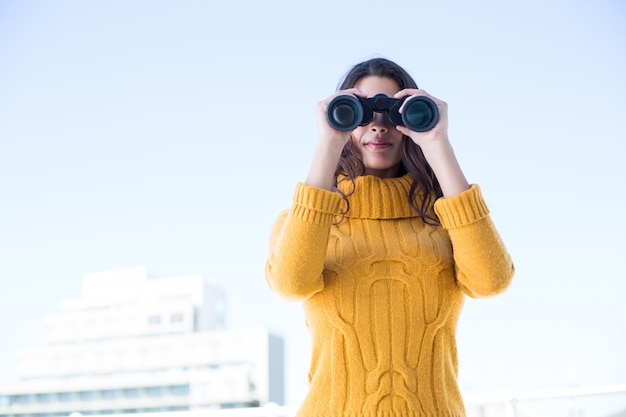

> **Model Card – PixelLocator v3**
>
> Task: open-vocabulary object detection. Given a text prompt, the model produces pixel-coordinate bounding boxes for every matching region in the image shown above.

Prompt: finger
[321,88,367,107]
[340,87,367,98]
[395,125,415,137]
[394,88,421,99]
[397,91,446,114]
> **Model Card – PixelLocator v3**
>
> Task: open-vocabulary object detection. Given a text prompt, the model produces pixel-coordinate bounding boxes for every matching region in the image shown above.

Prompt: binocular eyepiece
[327,93,439,132]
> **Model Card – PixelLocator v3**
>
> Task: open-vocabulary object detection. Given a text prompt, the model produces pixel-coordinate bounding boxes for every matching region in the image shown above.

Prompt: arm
[305,88,368,190]
[265,183,342,300]
[434,185,515,298]
[394,89,469,197]
[396,89,513,296]
[266,89,358,299]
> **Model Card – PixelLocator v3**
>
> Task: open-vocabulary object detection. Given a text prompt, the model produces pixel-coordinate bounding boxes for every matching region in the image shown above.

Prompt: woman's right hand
[306,88,366,190]
[315,88,367,152]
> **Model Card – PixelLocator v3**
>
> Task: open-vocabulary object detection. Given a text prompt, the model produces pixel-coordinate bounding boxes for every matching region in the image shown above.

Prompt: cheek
[351,127,367,144]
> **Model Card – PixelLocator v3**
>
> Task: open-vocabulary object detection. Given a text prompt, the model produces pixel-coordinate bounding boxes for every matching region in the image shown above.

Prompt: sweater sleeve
[265,183,343,301]
[434,184,515,298]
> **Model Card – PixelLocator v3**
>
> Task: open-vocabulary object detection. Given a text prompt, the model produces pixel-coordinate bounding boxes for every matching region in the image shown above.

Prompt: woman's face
[351,76,405,178]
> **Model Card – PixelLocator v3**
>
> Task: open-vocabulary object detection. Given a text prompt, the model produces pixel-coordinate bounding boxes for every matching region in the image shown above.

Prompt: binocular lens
[403,97,438,132]
[332,104,357,127]
[327,93,439,132]
[327,95,362,131]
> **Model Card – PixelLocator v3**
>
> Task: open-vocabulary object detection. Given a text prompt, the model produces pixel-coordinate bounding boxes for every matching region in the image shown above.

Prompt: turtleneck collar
[336,174,419,219]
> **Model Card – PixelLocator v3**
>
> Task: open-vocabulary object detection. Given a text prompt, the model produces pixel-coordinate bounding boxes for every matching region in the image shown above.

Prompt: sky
[0,0,625,413]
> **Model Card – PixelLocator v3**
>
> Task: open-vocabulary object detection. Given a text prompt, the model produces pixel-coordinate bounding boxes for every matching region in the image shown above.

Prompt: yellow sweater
[266,174,514,417]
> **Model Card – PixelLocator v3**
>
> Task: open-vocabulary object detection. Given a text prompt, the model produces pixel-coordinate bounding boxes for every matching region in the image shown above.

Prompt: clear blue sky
[1,0,625,410]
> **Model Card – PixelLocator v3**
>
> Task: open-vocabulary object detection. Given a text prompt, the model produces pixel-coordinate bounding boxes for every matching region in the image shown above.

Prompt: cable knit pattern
[266,174,514,417]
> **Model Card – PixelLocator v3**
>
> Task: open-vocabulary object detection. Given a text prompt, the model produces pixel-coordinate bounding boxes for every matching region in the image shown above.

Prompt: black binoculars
[327,93,439,132]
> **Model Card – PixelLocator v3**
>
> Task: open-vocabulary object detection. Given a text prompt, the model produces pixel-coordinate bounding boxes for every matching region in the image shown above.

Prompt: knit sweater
[266,174,514,417]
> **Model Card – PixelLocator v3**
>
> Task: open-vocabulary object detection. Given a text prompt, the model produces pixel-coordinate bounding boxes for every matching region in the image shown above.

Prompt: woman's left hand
[394,89,470,198]
[393,89,449,149]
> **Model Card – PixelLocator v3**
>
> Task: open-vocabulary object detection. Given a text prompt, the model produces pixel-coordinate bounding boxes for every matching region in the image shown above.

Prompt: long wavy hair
[334,57,443,224]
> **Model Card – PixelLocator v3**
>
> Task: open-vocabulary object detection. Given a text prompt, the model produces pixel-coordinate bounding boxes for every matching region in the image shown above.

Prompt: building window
[79,391,95,401]
[170,313,184,323]
[122,388,140,399]
[169,385,189,396]
[57,392,73,403]
[101,389,117,400]
[166,406,188,412]
[146,386,163,398]
[16,395,32,405]
[148,315,161,325]
[36,393,53,404]
[0,395,9,407]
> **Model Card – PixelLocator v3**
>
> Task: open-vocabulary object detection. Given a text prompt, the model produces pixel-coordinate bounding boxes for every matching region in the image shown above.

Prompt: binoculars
[327,93,439,132]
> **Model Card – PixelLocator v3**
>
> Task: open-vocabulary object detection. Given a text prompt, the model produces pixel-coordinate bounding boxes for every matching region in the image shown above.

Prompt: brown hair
[334,57,442,224]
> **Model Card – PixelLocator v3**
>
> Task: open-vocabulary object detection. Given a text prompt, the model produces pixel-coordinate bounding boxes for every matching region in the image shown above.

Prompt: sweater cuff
[291,183,342,224]
[434,184,490,229]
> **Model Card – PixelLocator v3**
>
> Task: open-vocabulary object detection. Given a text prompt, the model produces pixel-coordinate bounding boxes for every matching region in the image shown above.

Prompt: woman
[265,57,514,417]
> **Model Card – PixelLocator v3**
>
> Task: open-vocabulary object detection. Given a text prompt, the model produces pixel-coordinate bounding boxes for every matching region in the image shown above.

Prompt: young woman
[265,57,514,417]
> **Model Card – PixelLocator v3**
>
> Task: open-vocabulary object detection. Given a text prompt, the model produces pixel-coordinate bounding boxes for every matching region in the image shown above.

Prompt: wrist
[419,139,470,198]
[316,134,348,155]
[417,136,452,155]
[305,141,344,191]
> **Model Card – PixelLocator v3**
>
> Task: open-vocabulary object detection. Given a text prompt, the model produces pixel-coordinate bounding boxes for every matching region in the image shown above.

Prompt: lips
[365,141,392,150]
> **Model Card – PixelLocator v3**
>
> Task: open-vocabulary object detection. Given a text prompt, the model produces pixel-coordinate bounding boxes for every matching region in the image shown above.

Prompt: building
[0,267,284,417]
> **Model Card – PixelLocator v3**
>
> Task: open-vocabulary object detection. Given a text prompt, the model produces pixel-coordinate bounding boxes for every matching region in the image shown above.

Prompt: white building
[0,267,284,417]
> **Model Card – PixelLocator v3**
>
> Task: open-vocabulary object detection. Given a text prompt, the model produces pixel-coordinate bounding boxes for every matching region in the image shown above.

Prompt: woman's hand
[315,88,367,152]
[305,89,367,190]
[393,89,449,149]
[394,89,469,198]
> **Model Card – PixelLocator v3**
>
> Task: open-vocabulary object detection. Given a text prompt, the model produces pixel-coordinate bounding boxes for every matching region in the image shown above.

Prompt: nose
[369,112,389,133]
